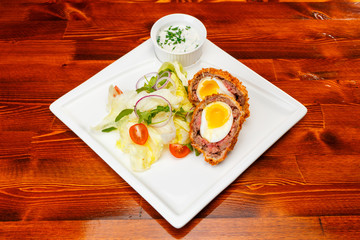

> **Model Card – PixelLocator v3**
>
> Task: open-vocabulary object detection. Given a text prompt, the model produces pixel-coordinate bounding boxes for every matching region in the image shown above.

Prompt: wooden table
[1,1,360,239]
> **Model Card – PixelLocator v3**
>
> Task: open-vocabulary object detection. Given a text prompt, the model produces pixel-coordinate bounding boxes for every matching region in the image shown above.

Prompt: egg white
[200,102,233,143]
[196,77,235,101]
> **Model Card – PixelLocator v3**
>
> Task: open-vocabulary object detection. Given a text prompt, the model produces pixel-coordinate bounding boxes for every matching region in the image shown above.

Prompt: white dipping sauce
[157,24,200,53]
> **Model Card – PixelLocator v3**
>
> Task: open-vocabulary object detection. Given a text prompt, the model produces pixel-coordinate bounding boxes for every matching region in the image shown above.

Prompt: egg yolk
[205,102,231,129]
[198,79,220,100]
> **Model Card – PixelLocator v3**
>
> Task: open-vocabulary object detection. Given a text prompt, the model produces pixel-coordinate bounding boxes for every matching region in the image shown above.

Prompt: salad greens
[101,126,117,133]
[94,61,194,171]
[136,76,157,94]
[115,109,134,122]
[136,105,170,125]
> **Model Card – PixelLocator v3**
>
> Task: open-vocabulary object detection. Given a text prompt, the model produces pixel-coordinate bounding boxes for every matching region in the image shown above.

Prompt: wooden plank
[264,126,360,156]
[1,2,360,22]
[0,184,142,218]
[0,3,30,21]
[72,40,139,60]
[9,135,360,222]
[140,156,360,219]
[77,2,360,20]
[0,217,326,239]
[138,155,308,219]
[321,216,360,240]
[201,182,360,218]
[261,104,360,157]
[0,184,143,221]
[272,81,359,105]
[237,155,306,185]
[0,131,33,159]
[273,59,360,82]
[0,104,53,131]
[281,2,360,20]
[30,130,121,185]
[0,129,143,221]
[294,104,323,129]
[0,41,75,64]
[296,155,360,183]
[0,21,67,40]
[0,131,34,183]
[0,61,113,104]
[322,103,360,128]
[62,18,360,59]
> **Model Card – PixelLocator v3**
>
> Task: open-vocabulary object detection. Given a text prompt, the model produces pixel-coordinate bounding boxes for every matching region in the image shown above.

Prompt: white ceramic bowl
[150,14,207,67]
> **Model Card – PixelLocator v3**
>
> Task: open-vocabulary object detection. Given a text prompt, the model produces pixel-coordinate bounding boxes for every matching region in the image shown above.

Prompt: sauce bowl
[150,14,207,67]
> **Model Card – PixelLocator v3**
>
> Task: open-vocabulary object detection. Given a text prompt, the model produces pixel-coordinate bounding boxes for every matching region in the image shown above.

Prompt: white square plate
[50,39,307,228]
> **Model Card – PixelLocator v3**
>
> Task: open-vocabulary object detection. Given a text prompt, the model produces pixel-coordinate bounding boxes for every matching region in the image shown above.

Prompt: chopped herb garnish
[162,25,188,49]
[157,24,199,53]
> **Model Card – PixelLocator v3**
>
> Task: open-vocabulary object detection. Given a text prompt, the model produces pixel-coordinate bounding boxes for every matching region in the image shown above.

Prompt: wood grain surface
[1,0,360,239]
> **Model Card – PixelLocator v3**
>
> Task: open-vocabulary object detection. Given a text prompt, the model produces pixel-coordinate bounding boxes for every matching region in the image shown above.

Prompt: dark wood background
[1,0,360,239]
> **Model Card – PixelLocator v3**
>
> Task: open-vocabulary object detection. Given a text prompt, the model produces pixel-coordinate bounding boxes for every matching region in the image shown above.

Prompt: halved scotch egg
[196,77,235,102]
[189,94,247,165]
[200,101,233,143]
[188,68,250,119]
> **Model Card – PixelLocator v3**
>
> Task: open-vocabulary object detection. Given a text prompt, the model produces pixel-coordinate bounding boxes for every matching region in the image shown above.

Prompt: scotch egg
[196,77,235,101]
[188,68,250,120]
[200,101,233,143]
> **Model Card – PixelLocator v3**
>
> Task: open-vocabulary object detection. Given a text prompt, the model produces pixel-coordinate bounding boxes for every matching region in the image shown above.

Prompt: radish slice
[134,95,172,127]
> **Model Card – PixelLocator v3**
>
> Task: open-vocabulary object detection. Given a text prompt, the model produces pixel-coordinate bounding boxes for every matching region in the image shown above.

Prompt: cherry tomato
[169,144,191,158]
[129,123,148,145]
